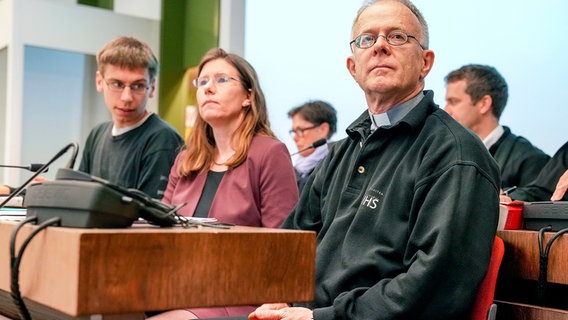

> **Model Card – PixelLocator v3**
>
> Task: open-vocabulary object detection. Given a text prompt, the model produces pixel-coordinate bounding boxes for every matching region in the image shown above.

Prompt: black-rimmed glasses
[289,124,320,137]
[350,30,425,51]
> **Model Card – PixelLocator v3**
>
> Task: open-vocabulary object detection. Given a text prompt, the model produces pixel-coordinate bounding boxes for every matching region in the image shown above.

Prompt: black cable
[537,225,568,304]
[10,216,61,320]
[9,217,38,268]
[9,217,38,320]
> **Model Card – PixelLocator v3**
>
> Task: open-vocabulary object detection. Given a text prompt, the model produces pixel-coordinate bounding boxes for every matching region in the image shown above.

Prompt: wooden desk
[496,230,568,320]
[0,221,315,319]
[497,230,568,284]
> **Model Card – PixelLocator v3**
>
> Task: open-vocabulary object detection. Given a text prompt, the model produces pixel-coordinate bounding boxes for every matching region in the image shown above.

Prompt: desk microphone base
[24,180,139,228]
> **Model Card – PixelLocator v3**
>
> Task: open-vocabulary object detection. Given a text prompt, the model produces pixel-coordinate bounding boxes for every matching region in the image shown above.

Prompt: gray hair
[352,0,429,49]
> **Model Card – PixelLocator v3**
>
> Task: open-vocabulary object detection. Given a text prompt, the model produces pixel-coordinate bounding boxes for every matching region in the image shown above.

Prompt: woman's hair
[177,48,275,176]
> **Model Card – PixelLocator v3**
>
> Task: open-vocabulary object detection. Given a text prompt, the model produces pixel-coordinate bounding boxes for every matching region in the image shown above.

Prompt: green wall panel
[159,0,220,137]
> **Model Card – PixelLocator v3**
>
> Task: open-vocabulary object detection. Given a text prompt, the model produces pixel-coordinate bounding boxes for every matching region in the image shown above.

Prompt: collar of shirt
[482,125,504,150]
[369,92,424,132]
[112,112,153,136]
[295,144,329,177]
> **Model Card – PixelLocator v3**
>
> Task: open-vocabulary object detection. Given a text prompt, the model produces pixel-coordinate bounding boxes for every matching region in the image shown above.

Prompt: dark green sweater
[79,114,183,199]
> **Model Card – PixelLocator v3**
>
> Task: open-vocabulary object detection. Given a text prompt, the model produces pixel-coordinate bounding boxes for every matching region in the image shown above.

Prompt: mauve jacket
[162,134,299,228]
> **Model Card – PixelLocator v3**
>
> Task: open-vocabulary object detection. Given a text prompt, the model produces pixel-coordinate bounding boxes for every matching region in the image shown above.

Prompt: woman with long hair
[154,48,299,318]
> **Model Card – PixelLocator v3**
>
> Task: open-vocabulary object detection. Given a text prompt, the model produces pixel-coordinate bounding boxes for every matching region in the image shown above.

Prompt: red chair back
[470,236,505,320]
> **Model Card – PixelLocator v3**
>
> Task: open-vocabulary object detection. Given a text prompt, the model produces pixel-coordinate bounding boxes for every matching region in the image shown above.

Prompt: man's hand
[551,169,568,201]
[248,304,313,320]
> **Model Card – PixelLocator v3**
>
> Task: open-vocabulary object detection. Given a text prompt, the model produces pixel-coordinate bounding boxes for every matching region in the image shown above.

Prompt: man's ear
[319,122,331,138]
[346,55,357,80]
[148,80,156,98]
[419,49,435,81]
[95,71,104,93]
[478,95,493,115]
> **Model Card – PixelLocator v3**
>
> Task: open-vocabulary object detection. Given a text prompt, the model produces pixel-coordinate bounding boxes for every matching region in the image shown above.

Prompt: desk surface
[0,220,315,318]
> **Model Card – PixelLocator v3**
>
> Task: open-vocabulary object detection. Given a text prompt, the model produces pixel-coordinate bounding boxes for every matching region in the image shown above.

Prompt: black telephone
[24,168,183,228]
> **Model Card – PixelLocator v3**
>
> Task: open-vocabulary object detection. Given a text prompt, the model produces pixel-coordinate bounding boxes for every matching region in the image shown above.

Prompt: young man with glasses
[247,1,500,319]
[79,36,183,199]
[288,100,337,193]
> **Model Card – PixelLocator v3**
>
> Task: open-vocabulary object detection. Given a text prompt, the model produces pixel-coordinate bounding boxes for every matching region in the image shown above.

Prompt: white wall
[0,0,10,49]
[245,0,568,157]
[421,0,568,157]
[114,0,161,20]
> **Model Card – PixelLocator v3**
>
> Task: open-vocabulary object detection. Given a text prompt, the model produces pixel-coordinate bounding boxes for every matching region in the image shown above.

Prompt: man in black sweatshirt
[249,1,500,319]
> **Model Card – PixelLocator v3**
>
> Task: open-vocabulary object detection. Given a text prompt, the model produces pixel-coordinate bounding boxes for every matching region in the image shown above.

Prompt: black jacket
[489,126,550,189]
[510,141,568,201]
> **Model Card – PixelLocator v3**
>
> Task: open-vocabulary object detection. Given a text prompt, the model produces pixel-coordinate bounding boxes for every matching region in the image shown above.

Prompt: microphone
[0,142,79,209]
[66,142,79,169]
[0,164,48,173]
[291,138,327,156]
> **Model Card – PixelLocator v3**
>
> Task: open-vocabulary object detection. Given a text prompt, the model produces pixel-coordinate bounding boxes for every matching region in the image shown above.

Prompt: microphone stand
[290,138,327,157]
[0,143,78,209]
[0,164,47,172]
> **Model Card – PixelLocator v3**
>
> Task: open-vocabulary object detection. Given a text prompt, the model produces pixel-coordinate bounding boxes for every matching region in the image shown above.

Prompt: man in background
[444,64,549,190]
[288,100,337,193]
[79,36,183,199]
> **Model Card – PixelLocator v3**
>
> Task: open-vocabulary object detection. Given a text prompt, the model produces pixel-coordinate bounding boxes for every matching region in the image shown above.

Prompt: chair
[470,236,505,320]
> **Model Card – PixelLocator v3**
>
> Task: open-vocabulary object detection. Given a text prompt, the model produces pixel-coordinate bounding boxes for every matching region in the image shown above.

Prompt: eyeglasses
[193,73,241,88]
[289,124,320,137]
[350,30,424,51]
[103,78,150,94]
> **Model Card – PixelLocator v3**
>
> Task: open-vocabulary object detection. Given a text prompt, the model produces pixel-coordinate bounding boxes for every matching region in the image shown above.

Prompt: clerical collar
[483,125,504,150]
[369,92,424,132]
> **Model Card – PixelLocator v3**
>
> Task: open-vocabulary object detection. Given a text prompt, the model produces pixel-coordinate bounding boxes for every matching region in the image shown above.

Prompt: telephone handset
[24,168,184,228]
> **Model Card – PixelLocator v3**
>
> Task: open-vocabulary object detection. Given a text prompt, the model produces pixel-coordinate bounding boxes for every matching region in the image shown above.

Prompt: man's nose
[121,87,134,101]
[373,35,390,54]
